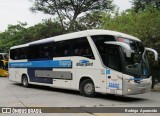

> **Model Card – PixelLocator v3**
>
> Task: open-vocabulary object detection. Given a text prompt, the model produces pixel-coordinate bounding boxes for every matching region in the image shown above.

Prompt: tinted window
[28,43,53,59]
[91,35,122,71]
[107,47,122,71]
[10,47,28,60]
[10,43,53,60]
[54,40,72,57]
[10,37,95,60]
[92,35,116,55]
[72,37,94,59]
[54,37,94,59]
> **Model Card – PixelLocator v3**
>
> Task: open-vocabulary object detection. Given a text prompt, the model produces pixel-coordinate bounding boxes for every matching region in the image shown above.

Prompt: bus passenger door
[106,46,123,95]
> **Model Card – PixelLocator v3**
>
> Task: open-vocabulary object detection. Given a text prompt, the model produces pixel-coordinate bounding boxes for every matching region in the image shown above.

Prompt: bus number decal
[59,60,72,67]
[108,83,120,89]
[76,60,93,66]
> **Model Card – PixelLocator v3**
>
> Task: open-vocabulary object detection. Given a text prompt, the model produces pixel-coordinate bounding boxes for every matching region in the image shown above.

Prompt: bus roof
[10,29,141,49]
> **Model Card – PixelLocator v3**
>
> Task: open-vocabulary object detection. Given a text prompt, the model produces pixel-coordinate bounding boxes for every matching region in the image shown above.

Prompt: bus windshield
[119,37,150,77]
[92,35,150,78]
[125,52,150,77]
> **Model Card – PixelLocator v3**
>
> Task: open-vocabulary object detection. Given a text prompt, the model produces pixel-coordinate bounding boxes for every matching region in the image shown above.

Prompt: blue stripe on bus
[9,60,72,68]
[129,78,143,81]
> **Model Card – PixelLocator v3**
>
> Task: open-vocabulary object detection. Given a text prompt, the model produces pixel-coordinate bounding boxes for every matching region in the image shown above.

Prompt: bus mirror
[104,41,132,57]
[145,47,158,61]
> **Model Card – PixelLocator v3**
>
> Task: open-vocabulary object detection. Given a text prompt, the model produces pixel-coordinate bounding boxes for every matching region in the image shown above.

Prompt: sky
[0,0,132,32]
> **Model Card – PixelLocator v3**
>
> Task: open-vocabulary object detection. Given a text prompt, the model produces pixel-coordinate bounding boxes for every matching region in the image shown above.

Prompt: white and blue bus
[9,30,158,97]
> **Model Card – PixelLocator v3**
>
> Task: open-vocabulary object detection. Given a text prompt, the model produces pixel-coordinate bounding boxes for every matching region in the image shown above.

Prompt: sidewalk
[152,83,160,92]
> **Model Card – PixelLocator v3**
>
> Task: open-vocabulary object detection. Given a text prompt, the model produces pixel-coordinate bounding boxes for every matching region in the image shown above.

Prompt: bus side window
[91,35,116,55]
[54,42,65,57]
[20,48,28,59]
[54,40,72,57]
[28,45,41,59]
[14,49,20,60]
[106,47,122,72]
[72,37,95,59]
[10,47,28,60]
[10,49,15,60]
[39,43,53,58]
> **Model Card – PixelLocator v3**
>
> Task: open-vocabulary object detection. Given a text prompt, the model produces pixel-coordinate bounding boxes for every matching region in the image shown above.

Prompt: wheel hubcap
[84,83,94,94]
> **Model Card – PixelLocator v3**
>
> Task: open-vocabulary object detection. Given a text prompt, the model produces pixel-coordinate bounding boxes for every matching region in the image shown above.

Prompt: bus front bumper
[122,79,152,95]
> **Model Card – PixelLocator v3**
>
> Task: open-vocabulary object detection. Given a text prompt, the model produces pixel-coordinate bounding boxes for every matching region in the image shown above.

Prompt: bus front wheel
[80,79,96,97]
[22,76,29,88]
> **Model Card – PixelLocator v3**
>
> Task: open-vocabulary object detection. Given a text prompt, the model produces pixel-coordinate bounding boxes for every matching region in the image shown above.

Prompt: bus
[0,53,9,77]
[9,30,158,97]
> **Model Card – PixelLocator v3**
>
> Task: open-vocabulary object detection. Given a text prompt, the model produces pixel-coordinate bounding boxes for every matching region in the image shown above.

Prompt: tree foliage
[0,19,64,52]
[101,9,160,50]
[131,0,160,12]
[30,0,114,31]
[77,11,102,30]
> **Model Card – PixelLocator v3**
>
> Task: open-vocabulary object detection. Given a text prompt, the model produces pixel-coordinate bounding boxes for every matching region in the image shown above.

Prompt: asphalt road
[0,77,160,116]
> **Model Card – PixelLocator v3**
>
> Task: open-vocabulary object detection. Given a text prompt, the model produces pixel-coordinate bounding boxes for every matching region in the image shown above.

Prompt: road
[0,77,160,116]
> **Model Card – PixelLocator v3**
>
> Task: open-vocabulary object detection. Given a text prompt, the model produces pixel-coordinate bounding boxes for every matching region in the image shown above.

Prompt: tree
[0,19,64,52]
[0,22,27,52]
[24,19,65,42]
[30,0,114,31]
[100,9,160,50]
[77,11,102,30]
[131,0,160,12]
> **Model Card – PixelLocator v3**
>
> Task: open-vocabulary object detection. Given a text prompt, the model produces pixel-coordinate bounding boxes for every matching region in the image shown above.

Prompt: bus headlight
[128,89,131,92]
[128,80,135,84]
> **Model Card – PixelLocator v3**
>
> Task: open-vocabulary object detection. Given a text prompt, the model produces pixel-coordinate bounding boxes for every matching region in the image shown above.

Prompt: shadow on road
[96,94,146,102]
[13,83,147,102]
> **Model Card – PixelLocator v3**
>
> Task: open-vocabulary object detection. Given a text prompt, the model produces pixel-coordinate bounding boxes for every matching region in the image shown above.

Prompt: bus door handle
[108,76,111,79]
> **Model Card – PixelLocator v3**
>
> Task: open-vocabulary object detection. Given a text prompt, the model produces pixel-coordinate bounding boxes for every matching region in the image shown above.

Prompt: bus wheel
[22,76,29,88]
[80,79,96,97]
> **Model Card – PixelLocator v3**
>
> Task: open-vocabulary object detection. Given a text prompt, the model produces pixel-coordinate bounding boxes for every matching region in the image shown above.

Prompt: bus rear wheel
[22,76,29,88]
[80,79,96,97]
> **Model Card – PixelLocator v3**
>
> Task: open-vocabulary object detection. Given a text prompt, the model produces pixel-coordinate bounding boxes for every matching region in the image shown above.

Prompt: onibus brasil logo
[76,60,93,66]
